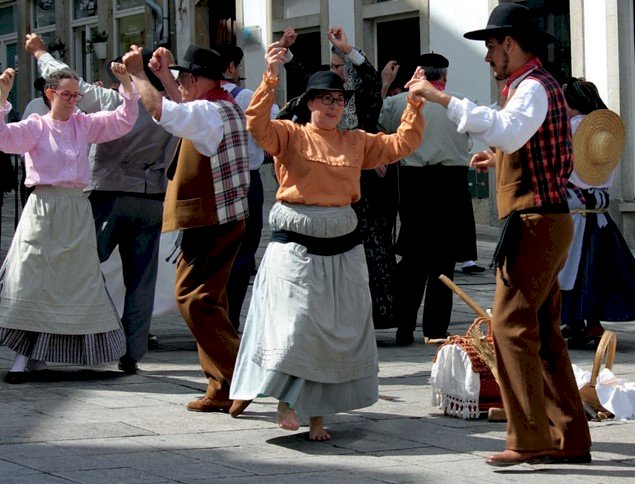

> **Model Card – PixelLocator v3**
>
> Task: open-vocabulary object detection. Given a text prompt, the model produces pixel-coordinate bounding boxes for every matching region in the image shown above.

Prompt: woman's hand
[110,62,132,92]
[264,42,287,79]
[470,150,496,173]
[405,66,427,102]
[0,68,16,105]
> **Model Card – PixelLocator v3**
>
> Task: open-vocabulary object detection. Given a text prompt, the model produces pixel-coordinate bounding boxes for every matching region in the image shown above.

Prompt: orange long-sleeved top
[246,74,424,207]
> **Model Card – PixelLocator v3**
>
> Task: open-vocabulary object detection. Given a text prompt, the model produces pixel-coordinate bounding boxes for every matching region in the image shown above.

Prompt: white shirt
[156,97,225,157]
[447,72,549,154]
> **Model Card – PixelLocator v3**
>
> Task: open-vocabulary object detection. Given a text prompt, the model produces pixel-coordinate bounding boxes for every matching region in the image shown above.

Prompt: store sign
[38,0,55,9]
[79,0,97,15]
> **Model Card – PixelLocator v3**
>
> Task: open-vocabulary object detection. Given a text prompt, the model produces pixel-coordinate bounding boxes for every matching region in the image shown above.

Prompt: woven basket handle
[590,330,616,386]
[466,316,493,339]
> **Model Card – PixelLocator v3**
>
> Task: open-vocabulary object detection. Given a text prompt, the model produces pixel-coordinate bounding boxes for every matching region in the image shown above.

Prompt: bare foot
[276,401,300,431]
[309,416,331,441]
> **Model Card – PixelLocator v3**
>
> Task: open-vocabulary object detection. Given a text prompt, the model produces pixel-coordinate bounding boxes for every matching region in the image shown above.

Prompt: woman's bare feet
[277,401,300,431]
[309,416,331,441]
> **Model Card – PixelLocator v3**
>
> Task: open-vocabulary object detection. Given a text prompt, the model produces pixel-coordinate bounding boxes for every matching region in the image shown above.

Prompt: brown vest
[495,86,536,220]
[162,138,218,233]
[495,149,536,220]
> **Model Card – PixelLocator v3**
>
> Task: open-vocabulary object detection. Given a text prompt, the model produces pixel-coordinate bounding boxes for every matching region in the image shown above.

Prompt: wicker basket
[433,317,503,416]
[579,330,616,418]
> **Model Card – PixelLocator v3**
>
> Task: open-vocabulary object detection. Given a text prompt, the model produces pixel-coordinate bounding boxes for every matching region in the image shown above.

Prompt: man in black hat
[406,3,591,466]
[26,33,176,375]
[379,52,479,346]
[123,44,251,417]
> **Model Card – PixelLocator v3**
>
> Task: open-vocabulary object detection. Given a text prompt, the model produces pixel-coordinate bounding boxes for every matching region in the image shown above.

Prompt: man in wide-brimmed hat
[123,44,251,417]
[26,33,176,376]
[406,3,591,466]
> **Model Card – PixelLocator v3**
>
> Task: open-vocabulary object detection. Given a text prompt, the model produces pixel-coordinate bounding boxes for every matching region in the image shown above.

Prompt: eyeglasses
[176,73,193,86]
[329,63,344,70]
[316,94,347,106]
[52,90,84,102]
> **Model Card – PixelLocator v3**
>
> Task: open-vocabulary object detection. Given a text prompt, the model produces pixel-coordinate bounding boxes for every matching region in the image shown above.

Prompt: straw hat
[572,109,625,186]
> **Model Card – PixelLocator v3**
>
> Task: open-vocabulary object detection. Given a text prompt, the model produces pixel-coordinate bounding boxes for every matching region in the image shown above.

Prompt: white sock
[9,354,29,373]
[461,260,477,269]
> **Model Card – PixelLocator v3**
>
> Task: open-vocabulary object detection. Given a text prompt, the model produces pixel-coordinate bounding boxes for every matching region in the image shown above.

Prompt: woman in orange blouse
[230,42,425,441]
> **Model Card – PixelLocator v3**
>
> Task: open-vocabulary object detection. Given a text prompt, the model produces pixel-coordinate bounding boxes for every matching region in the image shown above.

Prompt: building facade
[3,0,635,246]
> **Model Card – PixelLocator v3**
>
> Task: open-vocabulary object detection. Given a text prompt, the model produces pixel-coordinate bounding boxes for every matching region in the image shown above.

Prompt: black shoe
[395,331,414,347]
[3,371,29,384]
[118,357,138,375]
[148,334,159,350]
[461,265,486,274]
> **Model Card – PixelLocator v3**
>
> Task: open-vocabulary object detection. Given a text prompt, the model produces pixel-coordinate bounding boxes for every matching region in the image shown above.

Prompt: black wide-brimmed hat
[301,70,355,99]
[168,44,227,80]
[107,49,164,91]
[463,3,556,44]
[417,52,449,68]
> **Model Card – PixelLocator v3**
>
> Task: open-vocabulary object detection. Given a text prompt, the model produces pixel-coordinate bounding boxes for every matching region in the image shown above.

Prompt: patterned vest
[162,93,250,232]
[495,67,573,219]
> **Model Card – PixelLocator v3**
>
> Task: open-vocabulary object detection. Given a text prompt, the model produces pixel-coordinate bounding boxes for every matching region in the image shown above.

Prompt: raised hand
[381,61,399,86]
[110,62,132,91]
[264,42,287,78]
[149,47,176,81]
[279,27,297,49]
[405,66,428,101]
[0,68,16,104]
[25,33,47,58]
[327,26,352,54]
[122,45,145,77]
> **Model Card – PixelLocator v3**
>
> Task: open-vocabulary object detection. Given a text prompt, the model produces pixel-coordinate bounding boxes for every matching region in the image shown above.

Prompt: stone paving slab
[2,185,635,482]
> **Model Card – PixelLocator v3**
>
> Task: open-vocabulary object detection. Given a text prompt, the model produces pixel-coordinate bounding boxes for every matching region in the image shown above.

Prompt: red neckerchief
[199,87,234,103]
[502,57,542,97]
[430,80,446,91]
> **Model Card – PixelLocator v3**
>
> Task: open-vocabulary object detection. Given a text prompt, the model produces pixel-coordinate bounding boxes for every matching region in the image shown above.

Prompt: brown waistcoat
[162,138,218,233]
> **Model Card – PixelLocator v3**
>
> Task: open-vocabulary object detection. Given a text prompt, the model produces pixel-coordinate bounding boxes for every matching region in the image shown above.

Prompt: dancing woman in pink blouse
[0,62,139,383]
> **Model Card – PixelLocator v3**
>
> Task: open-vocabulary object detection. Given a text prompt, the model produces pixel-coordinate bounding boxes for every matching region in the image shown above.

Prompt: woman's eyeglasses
[52,90,84,102]
[316,94,347,106]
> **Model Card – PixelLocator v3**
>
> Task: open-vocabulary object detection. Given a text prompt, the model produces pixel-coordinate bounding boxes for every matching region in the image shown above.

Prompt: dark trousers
[394,165,469,339]
[394,256,455,339]
[90,192,163,362]
[492,213,590,452]
[227,169,264,330]
[176,221,245,403]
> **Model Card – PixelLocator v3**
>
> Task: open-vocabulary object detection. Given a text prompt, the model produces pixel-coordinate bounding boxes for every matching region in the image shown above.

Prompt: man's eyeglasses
[52,90,84,102]
[176,72,193,86]
[330,63,344,70]
[316,94,348,106]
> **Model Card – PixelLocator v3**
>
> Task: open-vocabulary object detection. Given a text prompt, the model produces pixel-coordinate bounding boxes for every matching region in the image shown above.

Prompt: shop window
[511,0,571,83]
[116,0,145,10]
[74,0,97,20]
[118,14,145,52]
[34,0,56,29]
[0,5,17,36]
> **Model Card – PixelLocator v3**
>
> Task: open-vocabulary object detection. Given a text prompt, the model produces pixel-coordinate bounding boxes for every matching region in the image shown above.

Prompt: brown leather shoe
[229,399,252,418]
[551,450,592,464]
[486,449,555,467]
[186,396,231,413]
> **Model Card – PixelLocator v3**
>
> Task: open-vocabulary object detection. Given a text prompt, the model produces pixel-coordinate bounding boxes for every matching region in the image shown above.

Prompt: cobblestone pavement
[1,179,634,483]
